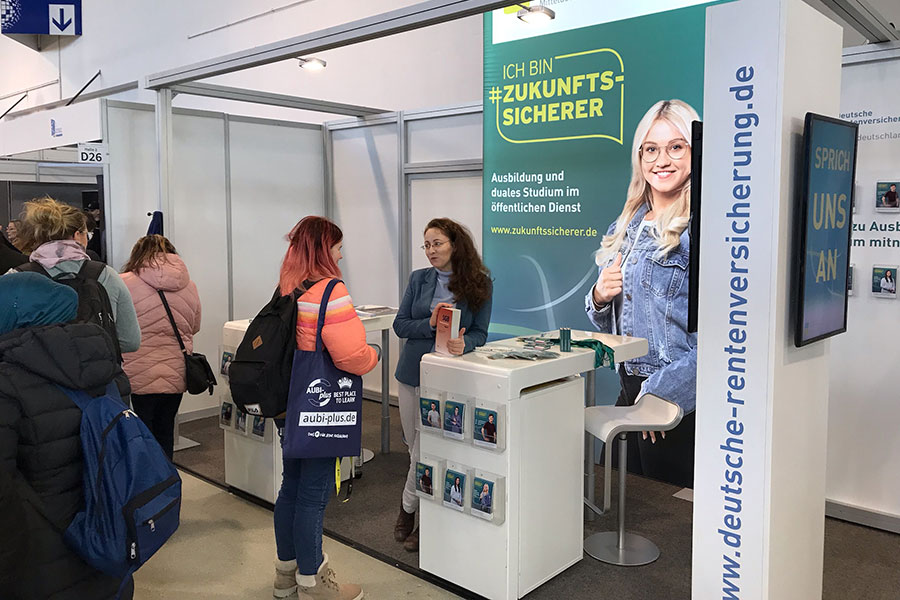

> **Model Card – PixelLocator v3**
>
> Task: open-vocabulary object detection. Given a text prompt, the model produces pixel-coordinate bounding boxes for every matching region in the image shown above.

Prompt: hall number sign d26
[77,143,108,164]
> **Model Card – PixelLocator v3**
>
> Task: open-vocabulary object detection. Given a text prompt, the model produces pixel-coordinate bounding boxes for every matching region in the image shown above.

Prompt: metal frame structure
[168,82,387,117]
[842,38,900,64]
[322,101,483,453]
[821,0,899,43]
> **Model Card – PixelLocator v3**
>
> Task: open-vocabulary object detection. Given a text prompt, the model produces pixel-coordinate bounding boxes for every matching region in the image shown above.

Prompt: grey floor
[134,471,458,599]
[175,402,900,600]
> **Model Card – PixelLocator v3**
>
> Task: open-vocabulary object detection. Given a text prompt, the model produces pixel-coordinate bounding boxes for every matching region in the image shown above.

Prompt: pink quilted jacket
[121,254,202,394]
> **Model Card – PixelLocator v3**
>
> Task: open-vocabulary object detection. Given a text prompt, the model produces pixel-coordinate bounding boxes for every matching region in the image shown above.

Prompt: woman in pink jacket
[121,235,201,459]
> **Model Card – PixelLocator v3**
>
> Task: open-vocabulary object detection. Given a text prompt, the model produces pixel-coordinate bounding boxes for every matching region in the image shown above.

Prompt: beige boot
[296,553,364,600]
[274,558,299,599]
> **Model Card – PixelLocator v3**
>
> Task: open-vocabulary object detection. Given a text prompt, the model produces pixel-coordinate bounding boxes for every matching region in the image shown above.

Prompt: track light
[297,57,327,71]
[517,4,555,25]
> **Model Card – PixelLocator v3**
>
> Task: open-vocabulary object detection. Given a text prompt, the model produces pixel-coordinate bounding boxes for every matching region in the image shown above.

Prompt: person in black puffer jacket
[0,272,134,600]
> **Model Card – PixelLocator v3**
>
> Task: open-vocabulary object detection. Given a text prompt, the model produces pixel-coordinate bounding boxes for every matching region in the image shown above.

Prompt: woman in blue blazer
[392,218,492,552]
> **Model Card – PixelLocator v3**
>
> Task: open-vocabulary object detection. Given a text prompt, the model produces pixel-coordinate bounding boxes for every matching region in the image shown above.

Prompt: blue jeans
[274,423,334,575]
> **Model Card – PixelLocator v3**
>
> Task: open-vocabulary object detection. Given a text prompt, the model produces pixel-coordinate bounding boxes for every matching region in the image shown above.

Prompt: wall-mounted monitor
[793,113,858,347]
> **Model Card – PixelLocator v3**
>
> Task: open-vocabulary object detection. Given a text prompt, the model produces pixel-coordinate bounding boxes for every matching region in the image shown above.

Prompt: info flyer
[482,1,713,338]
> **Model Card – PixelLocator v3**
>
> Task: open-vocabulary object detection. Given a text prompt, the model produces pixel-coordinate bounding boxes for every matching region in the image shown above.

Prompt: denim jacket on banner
[584,203,697,413]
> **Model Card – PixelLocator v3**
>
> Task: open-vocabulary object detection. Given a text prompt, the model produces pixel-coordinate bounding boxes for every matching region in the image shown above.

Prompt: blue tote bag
[283,279,363,459]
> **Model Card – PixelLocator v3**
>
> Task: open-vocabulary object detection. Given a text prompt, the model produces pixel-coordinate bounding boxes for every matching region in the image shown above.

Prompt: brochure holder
[473,400,506,451]
[418,388,444,436]
[441,462,470,512]
[249,415,271,442]
[220,401,234,430]
[219,346,234,377]
[416,454,445,502]
[442,393,472,442]
[235,409,248,435]
[471,470,506,525]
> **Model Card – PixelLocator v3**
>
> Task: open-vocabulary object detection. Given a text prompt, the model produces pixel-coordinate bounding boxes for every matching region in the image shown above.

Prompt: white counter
[418,331,647,599]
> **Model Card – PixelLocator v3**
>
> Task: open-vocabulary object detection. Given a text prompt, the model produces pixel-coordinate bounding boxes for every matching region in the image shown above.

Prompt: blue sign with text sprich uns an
[795,113,858,346]
[1,1,82,36]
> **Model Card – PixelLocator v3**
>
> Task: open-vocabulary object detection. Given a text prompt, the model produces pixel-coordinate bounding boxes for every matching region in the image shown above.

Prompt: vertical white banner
[694,0,842,598]
[693,1,781,596]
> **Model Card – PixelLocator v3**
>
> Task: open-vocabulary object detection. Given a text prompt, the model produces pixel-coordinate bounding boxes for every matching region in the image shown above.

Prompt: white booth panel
[409,174,483,272]
[171,113,229,415]
[0,161,40,182]
[229,119,325,319]
[407,112,483,164]
[331,123,400,399]
[106,104,159,271]
[36,165,102,185]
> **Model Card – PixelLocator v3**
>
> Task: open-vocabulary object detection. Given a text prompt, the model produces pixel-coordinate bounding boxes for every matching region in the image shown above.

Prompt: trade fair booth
[3,0,899,598]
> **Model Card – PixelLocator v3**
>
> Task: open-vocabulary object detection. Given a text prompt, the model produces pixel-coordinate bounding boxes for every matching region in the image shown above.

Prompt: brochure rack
[219,313,394,503]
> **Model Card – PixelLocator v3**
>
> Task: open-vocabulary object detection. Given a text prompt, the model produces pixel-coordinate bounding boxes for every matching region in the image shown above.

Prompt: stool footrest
[583,497,607,517]
[584,531,660,566]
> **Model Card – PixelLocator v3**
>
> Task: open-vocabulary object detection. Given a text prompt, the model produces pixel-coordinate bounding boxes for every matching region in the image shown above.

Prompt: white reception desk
[418,331,647,600]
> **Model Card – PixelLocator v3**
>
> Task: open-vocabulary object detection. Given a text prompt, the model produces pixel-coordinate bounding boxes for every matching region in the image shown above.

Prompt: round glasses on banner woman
[585,99,699,489]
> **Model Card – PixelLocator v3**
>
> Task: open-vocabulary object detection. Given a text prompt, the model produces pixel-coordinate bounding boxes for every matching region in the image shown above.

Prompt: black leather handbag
[158,290,217,395]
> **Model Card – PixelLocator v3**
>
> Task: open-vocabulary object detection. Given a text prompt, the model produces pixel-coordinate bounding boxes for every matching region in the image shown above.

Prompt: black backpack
[19,260,122,360]
[228,286,303,417]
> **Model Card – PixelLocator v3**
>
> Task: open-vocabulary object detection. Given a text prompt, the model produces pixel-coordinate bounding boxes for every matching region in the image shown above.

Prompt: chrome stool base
[584,531,660,566]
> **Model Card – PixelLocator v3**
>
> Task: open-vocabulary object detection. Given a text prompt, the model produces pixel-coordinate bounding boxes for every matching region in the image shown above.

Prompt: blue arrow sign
[1,1,82,36]
[51,7,72,32]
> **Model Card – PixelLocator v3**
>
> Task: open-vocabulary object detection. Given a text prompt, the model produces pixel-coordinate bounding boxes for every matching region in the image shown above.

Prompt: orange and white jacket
[296,279,378,376]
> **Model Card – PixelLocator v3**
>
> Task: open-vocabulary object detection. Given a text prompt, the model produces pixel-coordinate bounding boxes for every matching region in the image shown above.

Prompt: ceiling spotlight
[517,4,555,25]
[297,57,327,71]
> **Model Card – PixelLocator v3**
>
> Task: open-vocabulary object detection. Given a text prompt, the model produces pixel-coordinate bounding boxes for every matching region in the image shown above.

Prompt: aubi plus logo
[50,119,63,138]
[305,378,332,407]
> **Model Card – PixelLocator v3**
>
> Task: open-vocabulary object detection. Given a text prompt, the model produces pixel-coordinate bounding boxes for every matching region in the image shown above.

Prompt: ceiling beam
[169,82,388,116]
[820,0,899,42]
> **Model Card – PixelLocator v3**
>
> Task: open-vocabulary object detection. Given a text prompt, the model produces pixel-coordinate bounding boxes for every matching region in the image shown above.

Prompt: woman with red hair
[272,216,377,600]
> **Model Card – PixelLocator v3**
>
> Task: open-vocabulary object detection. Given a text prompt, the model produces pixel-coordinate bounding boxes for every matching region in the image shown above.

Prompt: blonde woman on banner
[585,99,699,488]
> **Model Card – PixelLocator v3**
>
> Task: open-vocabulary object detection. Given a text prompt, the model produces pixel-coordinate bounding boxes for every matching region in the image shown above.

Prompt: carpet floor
[174,401,900,600]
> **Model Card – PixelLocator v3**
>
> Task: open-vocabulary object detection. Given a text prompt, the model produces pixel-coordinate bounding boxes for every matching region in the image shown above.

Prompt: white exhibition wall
[105,101,325,417]
[326,107,483,400]
[827,49,900,526]
[331,122,402,399]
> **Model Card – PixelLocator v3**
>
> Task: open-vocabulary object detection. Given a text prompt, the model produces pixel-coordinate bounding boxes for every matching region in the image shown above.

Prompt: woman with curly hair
[391,218,492,552]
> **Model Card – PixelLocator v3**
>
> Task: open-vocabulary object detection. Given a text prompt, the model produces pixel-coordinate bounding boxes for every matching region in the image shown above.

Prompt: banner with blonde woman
[482,2,715,339]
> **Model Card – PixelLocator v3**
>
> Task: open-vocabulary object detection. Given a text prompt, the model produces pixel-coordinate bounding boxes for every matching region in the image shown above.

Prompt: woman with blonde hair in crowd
[586,99,699,488]
[16,197,140,354]
[121,235,201,459]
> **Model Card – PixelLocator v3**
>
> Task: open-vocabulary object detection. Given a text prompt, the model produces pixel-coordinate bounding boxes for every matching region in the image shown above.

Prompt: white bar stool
[583,393,683,566]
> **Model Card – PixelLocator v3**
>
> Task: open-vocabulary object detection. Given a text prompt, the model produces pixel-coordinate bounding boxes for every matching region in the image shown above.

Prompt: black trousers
[610,370,696,489]
[131,393,183,460]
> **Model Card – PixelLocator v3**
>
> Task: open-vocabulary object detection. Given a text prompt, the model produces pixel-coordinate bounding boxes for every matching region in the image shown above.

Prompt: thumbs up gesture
[592,253,624,306]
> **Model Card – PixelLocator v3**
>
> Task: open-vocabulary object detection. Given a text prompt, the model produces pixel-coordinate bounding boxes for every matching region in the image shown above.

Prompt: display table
[418,331,647,600]
[218,308,396,504]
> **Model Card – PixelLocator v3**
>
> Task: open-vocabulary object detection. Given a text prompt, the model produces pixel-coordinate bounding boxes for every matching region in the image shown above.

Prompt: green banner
[483,5,710,339]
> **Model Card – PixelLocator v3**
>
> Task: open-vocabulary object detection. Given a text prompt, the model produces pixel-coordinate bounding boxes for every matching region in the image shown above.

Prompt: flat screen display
[794,113,858,347]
